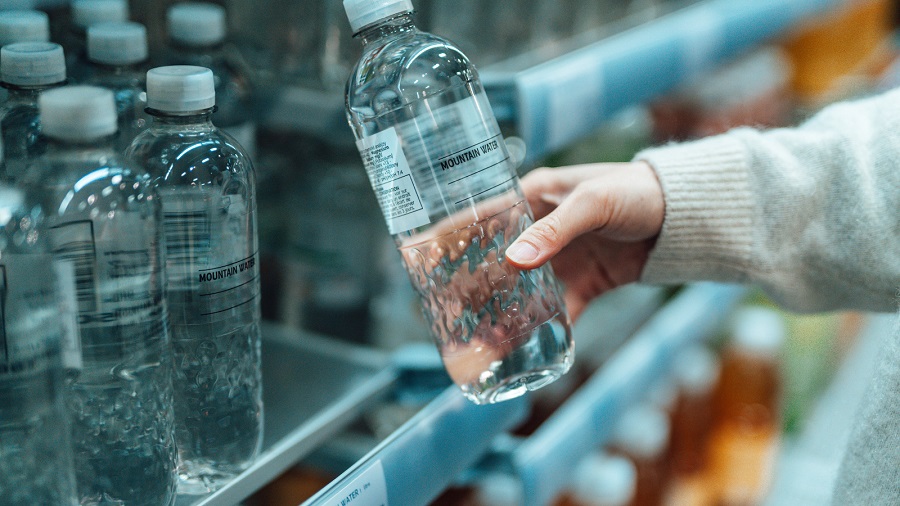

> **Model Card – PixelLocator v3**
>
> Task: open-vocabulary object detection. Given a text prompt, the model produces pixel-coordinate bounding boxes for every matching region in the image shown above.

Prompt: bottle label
[0,254,63,373]
[357,127,430,235]
[53,260,82,370]
[160,188,260,322]
[358,93,516,235]
[47,218,164,334]
[317,460,388,506]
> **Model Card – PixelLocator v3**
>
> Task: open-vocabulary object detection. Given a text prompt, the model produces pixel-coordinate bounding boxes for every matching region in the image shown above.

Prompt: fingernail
[506,241,539,264]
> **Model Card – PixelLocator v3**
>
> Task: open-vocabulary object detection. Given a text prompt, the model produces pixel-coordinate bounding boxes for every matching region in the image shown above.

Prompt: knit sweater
[635,88,900,504]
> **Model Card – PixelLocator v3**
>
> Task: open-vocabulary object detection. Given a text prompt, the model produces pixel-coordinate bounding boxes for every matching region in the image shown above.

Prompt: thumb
[505,188,607,270]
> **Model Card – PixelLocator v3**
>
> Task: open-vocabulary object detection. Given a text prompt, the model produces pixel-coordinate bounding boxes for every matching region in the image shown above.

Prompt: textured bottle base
[442,312,574,405]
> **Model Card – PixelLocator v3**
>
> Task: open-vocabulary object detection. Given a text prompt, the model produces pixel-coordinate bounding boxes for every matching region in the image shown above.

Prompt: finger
[505,184,612,270]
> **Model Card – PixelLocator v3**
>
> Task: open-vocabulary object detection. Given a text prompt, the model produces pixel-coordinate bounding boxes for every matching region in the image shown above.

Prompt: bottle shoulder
[346,30,477,117]
[127,128,255,186]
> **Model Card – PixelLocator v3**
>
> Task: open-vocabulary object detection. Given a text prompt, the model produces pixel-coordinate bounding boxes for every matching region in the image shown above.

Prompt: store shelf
[482,0,843,159]
[511,283,747,506]
[302,385,529,506]
[176,324,396,506]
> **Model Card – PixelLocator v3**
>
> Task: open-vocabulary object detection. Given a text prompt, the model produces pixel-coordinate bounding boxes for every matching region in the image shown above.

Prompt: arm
[507,88,900,315]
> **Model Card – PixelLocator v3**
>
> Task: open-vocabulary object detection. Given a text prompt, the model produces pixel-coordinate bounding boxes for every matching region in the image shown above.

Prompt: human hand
[505,162,665,320]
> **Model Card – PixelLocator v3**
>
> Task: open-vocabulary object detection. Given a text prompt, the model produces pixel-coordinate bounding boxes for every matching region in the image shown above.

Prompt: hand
[505,161,665,320]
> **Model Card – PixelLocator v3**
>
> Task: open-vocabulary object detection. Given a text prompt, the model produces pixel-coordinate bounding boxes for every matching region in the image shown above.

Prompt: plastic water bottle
[343,0,573,404]
[27,85,176,506]
[85,21,151,151]
[0,8,50,105]
[126,66,263,494]
[165,2,257,158]
[64,0,129,82]
[0,9,50,46]
[0,42,67,183]
[0,185,78,506]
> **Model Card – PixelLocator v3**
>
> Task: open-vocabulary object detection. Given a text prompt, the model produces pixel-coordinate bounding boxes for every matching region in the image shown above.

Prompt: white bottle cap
[571,453,636,506]
[167,2,226,47]
[0,42,65,86]
[87,21,147,65]
[40,85,117,141]
[146,65,215,112]
[672,345,720,396]
[0,10,50,46]
[0,186,25,226]
[71,0,129,30]
[611,404,670,460]
[729,306,786,357]
[472,474,523,506]
[343,0,413,34]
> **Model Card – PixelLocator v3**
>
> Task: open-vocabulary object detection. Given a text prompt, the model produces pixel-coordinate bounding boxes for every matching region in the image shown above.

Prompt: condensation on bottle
[28,85,176,506]
[344,0,574,404]
[85,21,151,152]
[126,65,263,494]
[0,42,67,183]
[0,185,78,506]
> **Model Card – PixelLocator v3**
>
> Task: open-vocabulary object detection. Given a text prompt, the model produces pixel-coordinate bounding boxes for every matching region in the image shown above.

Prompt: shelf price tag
[320,460,388,506]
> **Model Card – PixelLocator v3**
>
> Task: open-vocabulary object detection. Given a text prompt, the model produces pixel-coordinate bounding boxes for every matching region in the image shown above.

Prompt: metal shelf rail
[302,387,530,506]
[512,283,747,506]
[486,0,843,160]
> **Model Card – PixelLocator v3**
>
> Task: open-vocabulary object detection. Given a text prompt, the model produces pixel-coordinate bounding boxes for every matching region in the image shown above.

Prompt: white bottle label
[358,93,515,235]
[53,260,82,370]
[319,460,388,506]
[357,127,430,235]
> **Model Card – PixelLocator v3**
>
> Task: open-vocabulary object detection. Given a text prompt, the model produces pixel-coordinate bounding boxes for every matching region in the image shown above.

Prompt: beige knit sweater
[636,88,900,504]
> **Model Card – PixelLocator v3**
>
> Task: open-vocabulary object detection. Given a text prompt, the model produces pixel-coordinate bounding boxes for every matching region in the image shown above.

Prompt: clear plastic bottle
[26,85,176,506]
[126,65,263,494]
[0,185,78,506]
[165,2,256,158]
[343,0,573,404]
[0,42,67,183]
[0,9,50,47]
[85,21,151,152]
[64,0,129,82]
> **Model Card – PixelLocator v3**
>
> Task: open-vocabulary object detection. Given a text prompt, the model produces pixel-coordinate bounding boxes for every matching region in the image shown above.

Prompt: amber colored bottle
[609,404,671,506]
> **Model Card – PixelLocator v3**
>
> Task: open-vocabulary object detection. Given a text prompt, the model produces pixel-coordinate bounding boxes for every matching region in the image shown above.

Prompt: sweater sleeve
[634,88,900,313]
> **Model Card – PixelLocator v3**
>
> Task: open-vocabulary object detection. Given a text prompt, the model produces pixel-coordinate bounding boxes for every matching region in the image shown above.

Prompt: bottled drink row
[1,2,261,505]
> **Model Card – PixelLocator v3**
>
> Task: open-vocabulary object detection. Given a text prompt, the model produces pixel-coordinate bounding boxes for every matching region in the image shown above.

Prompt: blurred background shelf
[176,325,396,506]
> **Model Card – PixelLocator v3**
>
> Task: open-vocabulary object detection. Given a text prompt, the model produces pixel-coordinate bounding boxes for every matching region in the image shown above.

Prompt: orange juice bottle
[556,453,637,506]
[609,405,671,506]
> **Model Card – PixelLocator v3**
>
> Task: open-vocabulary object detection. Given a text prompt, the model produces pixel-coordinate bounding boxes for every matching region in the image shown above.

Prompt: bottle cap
[146,65,215,112]
[729,306,786,357]
[611,404,670,460]
[0,186,25,226]
[167,2,226,47]
[343,0,413,34]
[0,10,50,46]
[0,42,65,87]
[571,453,636,506]
[87,21,147,65]
[672,345,720,396]
[40,85,117,141]
[472,474,523,506]
[71,0,129,30]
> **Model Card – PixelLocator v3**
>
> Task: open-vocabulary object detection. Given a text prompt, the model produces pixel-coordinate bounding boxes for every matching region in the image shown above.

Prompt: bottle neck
[146,108,216,131]
[1,81,66,102]
[45,133,117,154]
[357,13,415,46]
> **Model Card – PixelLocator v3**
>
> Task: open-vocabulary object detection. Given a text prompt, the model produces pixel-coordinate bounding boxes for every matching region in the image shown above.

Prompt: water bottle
[0,42,67,183]
[85,21,151,151]
[343,0,573,404]
[165,2,257,158]
[26,85,176,506]
[0,9,50,47]
[0,185,78,506]
[126,66,263,494]
[64,0,129,82]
